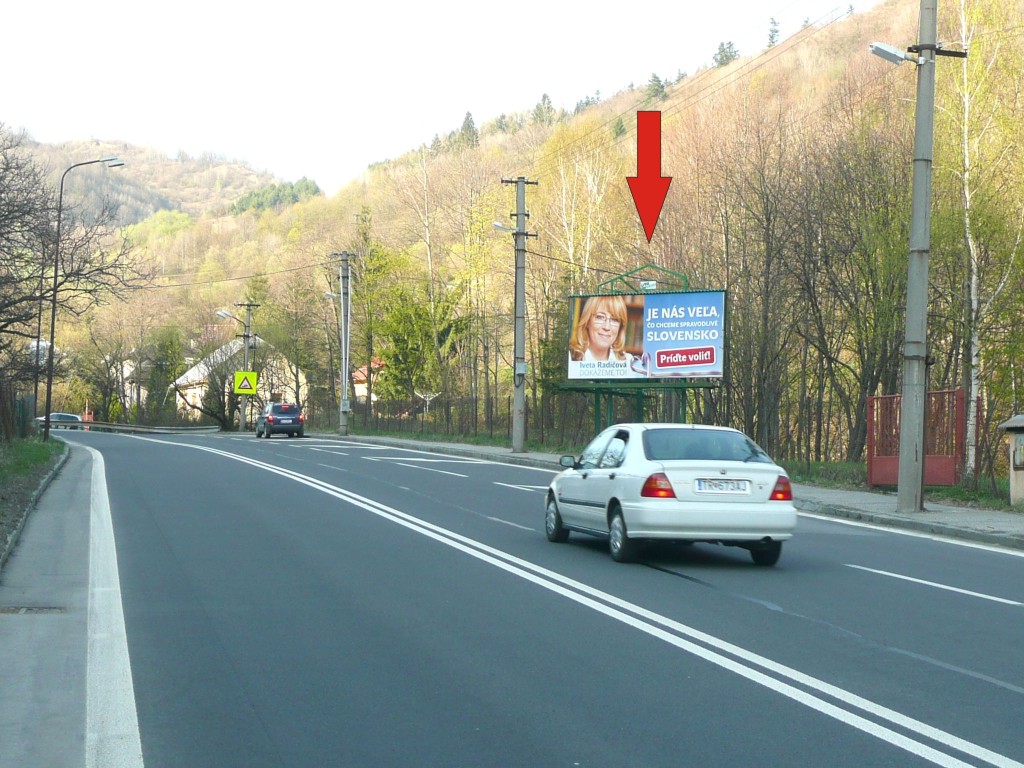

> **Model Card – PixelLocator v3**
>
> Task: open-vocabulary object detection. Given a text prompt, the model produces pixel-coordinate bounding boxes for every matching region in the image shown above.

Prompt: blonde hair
[569,295,629,361]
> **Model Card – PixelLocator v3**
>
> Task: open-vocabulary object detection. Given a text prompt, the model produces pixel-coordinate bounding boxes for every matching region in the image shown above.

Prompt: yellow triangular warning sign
[233,371,258,395]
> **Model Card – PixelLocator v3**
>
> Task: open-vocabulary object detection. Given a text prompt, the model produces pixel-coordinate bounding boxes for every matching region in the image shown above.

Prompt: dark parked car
[35,412,84,430]
[255,403,305,438]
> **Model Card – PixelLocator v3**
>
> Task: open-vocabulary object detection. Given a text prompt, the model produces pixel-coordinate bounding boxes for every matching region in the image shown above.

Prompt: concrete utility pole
[340,252,352,436]
[870,4,964,512]
[326,253,353,435]
[499,177,537,453]
[895,0,938,513]
[238,302,259,432]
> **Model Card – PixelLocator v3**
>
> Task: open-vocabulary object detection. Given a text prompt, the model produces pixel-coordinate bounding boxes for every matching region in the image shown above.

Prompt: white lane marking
[364,456,481,464]
[390,461,468,478]
[495,482,547,492]
[309,448,349,456]
[846,565,1023,606]
[798,511,1024,558]
[125,436,1024,768]
[84,446,144,768]
[486,517,534,531]
[356,445,493,462]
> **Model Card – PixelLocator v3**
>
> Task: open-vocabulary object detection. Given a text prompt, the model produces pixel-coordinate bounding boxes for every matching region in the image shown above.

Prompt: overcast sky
[4,0,880,195]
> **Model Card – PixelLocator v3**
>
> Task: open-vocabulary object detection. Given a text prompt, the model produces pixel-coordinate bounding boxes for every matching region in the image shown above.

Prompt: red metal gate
[867,389,974,487]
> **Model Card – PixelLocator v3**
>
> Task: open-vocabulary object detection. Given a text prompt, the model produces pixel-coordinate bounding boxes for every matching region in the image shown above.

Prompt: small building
[998,415,1024,506]
[350,359,384,405]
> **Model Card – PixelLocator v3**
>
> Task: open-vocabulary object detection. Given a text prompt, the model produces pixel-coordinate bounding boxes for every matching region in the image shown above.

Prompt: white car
[35,412,84,430]
[545,423,797,565]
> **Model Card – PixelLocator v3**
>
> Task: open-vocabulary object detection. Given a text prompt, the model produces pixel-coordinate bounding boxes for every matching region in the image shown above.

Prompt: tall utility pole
[870,4,964,513]
[896,1,938,513]
[326,253,353,435]
[500,177,537,453]
[340,252,352,436]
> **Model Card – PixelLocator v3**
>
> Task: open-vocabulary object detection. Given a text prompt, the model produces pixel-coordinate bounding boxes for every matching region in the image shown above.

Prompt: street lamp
[42,157,123,442]
[869,1,965,513]
[216,303,257,432]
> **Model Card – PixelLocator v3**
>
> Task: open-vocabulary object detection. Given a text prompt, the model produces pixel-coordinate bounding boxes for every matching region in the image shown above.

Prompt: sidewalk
[0,447,90,768]
[334,433,1024,553]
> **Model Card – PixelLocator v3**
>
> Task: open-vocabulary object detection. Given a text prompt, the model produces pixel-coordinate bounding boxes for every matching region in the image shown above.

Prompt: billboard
[567,291,726,381]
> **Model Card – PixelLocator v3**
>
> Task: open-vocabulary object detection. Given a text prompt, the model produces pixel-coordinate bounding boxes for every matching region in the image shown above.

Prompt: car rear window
[272,404,299,414]
[642,429,772,463]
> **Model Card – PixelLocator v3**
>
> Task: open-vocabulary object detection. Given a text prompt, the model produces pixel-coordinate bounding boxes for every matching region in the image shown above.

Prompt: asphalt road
[3,431,1023,767]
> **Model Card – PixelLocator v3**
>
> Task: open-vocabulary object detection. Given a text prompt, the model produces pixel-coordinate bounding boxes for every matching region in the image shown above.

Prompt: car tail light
[298,414,305,423]
[641,472,676,498]
[770,476,793,501]
[266,415,275,423]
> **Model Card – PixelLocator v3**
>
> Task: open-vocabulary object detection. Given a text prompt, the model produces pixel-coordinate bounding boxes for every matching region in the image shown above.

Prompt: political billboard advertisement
[566,290,726,381]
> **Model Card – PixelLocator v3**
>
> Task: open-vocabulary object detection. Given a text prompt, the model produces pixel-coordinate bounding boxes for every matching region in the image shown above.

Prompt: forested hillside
[29,139,280,221]
[4,0,1022,490]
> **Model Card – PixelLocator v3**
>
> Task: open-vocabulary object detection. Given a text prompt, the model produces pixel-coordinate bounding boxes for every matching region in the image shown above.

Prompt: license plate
[279,418,292,424]
[695,478,750,494]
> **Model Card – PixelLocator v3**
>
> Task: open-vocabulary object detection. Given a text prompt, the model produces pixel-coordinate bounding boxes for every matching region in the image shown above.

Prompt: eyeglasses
[592,313,622,328]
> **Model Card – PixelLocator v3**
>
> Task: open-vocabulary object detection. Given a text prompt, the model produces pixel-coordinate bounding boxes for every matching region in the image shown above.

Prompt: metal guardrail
[46,421,222,435]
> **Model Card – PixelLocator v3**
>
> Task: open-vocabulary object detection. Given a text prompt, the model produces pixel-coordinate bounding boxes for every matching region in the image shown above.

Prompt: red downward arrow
[626,111,672,242]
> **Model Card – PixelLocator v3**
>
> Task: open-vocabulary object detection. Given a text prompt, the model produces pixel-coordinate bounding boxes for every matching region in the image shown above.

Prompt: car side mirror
[559,455,578,469]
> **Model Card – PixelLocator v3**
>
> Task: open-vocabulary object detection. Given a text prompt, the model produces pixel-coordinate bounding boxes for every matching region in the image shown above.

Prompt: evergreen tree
[460,112,479,148]
[713,41,740,67]
[645,74,667,101]
[768,18,779,48]
[532,94,555,126]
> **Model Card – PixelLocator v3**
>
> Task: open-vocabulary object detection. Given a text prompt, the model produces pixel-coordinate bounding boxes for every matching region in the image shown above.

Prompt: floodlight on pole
[869,42,918,66]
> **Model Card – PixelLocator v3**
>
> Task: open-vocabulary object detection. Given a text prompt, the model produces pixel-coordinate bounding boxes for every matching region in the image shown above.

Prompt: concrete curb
[794,498,1024,552]
[0,442,70,575]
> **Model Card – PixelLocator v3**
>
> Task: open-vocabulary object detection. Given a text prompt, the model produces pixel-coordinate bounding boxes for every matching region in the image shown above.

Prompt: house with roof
[170,336,307,425]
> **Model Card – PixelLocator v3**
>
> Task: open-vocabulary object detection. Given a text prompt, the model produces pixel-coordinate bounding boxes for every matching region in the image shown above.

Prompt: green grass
[781,459,867,489]
[1,436,67,558]
[0,436,65,477]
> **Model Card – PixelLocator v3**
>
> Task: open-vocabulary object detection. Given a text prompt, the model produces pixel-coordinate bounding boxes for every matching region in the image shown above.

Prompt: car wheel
[297,429,305,438]
[545,498,569,543]
[750,541,782,567]
[609,509,636,563]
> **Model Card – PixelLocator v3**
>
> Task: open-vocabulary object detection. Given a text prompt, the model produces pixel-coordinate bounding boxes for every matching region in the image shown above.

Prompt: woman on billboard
[569,295,635,366]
